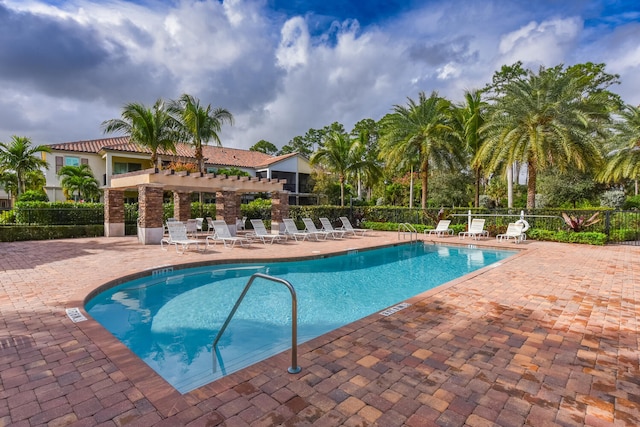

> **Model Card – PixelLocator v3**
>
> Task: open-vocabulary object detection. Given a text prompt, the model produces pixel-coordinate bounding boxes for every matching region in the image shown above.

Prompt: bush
[608,228,639,242]
[527,229,607,245]
[0,210,15,224]
[623,195,640,210]
[600,190,626,209]
[242,198,272,221]
[14,201,103,225]
[18,190,48,202]
[361,221,466,235]
[0,225,104,242]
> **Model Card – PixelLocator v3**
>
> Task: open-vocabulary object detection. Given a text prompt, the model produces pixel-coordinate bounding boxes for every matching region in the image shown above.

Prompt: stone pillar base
[137,227,164,245]
[105,222,125,237]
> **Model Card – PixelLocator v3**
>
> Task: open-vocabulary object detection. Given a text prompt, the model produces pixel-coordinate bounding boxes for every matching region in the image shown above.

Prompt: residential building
[43,137,315,204]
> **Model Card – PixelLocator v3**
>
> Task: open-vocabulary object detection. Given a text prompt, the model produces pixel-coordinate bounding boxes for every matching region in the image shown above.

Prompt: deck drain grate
[379,302,411,316]
[66,307,87,323]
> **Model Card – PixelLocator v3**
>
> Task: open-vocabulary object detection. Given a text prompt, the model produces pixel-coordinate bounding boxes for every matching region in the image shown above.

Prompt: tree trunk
[507,165,513,208]
[526,161,537,209]
[196,144,204,173]
[474,166,481,208]
[340,174,345,207]
[421,160,429,209]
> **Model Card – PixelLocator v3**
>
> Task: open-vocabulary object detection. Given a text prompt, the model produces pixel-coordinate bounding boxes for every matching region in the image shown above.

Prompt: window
[65,157,80,167]
[114,162,143,175]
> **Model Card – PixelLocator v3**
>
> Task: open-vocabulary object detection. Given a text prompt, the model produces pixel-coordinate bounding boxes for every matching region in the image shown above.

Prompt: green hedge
[0,225,104,242]
[527,229,607,245]
[361,221,467,234]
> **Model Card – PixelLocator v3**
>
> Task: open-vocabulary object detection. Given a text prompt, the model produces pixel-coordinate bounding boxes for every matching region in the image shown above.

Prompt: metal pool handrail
[212,272,302,374]
[398,222,418,242]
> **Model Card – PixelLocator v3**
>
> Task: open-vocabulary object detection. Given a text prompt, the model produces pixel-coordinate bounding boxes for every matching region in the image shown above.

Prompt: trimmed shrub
[527,229,607,245]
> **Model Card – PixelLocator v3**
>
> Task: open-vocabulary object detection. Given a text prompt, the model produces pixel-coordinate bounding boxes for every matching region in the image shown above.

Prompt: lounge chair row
[425,218,526,243]
[161,216,371,253]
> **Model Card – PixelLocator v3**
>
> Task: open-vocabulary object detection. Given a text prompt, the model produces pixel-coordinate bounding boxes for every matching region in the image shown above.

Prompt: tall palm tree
[451,90,486,207]
[170,94,234,173]
[310,131,356,206]
[0,136,51,196]
[58,164,101,202]
[477,65,617,208]
[350,130,382,201]
[599,104,640,191]
[379,91,461,209]
[102,99,179,169]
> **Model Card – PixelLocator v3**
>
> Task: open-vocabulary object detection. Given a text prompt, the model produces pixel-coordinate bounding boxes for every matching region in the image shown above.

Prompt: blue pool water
[86,244,513,393]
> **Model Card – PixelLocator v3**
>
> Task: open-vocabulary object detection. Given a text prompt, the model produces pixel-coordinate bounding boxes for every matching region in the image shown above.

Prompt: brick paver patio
[1,233,639,426]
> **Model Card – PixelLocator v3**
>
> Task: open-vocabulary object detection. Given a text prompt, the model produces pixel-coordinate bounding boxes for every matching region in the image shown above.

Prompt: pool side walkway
[1,233,639,426]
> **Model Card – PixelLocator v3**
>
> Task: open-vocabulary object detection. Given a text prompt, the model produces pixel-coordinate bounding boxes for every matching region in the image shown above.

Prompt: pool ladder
[398,223,418,242]
[212,273,301,375]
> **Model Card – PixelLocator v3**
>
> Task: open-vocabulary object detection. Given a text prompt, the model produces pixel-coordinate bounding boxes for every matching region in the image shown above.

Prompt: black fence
[3,205,640,245]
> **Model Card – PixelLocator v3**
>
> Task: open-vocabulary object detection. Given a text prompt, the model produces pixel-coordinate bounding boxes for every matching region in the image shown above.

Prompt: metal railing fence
[3,205,640,244]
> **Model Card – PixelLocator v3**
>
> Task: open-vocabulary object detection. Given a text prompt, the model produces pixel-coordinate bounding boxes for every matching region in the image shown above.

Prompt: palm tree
[379,91,461,209]
[0,136,51,196]
[310,131,356,206]
[599,104,640,192]
[451,90,487,207]
[350,131,382,201]
[477,64,617,208]
[102,99,179,169]
[58,164,101,202]
[170,94,234,173]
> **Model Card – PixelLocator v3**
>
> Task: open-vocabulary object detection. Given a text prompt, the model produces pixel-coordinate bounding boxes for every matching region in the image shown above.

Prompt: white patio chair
[249,219,282,244]
[302,218,332,240]
[496,222,525,243]
[319,217,347,239]
[282,218,312,241]
[458,219,489,240]
[338,216,371,236]
[161,221,203,253]
[206,220,252,249]
[425,220,454,237]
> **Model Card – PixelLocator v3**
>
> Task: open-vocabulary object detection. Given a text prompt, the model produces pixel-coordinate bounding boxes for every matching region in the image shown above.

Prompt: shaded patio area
[0,234,639,426]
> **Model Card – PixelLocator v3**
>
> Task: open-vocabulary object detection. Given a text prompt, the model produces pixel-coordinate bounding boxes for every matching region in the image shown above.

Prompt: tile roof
[254,152,301,168]
[47,137,283,168]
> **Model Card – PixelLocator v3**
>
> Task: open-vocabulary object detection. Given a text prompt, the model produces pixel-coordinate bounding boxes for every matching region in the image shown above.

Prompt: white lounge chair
[236,216,247,231]
[319,217,347,239]
[161,221,203,253]
[425,220,453,237]
[458,219,489,240]
[496,222,525,243]
[185,218,199,237]
[283,218,312,241]
[302,218,333,240]
[339,216,371,236]
[249,219,282,244]
[206,220,252,249]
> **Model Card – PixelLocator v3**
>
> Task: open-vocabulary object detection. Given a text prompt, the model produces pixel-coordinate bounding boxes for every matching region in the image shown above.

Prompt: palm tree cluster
[0,136,51,202]
[101,93,234,173]
[306,61,638,209]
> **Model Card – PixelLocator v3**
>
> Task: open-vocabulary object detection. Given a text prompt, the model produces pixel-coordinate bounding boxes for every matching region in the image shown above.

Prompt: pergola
[103,168,290,244]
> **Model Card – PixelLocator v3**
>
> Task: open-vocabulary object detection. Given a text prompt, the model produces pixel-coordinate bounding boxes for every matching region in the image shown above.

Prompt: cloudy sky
[1,0,639,150]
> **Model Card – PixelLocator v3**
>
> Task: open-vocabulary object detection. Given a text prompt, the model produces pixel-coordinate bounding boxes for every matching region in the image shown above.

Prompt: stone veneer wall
[174,191,191,222]
[104,189,124,237]
[138,185,163,228]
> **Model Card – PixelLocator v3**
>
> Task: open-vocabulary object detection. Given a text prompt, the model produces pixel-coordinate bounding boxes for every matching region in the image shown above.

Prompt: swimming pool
[86,243,513,393]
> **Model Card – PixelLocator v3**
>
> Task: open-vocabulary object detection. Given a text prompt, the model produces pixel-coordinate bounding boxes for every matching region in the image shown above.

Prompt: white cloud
[497,17,582,68]
[0,0,639,151]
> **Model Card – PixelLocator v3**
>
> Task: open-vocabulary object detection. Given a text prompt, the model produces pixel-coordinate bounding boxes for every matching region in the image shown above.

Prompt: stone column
[104,188,125,237]
[138,184,164,245]
[271,191,289,234]
[216,190,239,234]
[173,191,191,222]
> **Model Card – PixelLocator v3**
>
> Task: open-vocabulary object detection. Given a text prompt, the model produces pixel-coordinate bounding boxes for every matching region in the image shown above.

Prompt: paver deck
[1,232,639,426]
